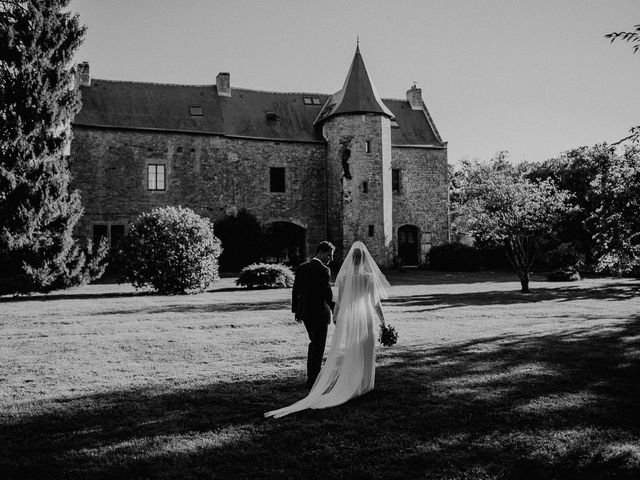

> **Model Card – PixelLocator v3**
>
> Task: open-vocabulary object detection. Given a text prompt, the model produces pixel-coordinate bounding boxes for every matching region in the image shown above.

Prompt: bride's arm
[374,302,385,326]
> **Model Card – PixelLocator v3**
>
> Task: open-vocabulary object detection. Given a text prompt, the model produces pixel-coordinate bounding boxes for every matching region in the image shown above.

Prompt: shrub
[120,206,222,294]
[547,268,581,281]
[236,263,294,289]
[427,243,483,271]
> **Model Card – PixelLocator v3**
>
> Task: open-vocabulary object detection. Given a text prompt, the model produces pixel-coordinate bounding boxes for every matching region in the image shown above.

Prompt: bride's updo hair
[352,247,363,267]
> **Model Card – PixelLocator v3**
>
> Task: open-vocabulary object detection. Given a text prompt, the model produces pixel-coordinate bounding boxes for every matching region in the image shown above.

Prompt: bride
[265,241,390,418]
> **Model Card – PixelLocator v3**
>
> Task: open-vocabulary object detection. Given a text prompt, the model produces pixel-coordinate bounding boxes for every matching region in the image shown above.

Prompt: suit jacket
[292,258,335,325]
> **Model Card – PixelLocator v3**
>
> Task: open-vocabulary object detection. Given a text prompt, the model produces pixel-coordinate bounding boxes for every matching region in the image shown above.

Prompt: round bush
[427,242,483,271]
[236,263,294,289]
[547,268,581,282]
[120,206,222,294]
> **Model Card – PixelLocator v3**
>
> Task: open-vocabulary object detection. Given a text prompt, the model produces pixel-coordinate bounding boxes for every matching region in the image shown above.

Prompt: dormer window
[189,105,203,116]
[303,96,322,106]
[312,98,321,105]
[266,111,280,121]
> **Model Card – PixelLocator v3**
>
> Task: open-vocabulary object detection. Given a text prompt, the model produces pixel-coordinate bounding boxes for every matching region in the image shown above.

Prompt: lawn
[1,270,639,479]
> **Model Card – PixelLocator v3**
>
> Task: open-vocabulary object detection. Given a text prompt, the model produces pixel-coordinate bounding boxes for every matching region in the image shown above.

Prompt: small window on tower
[392,169,401,193]
[368,225,375,237]
[362,181,369,193]
[365,140,371,153]
[270,167,285,192]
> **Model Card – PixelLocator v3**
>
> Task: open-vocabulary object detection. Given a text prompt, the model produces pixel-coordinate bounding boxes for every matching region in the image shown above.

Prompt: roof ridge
[233,87,330,97]
[90,78,217,88]
[90,79,332,97]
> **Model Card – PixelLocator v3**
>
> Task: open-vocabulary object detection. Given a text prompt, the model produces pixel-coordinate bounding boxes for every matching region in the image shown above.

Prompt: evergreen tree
[0,0,106,294]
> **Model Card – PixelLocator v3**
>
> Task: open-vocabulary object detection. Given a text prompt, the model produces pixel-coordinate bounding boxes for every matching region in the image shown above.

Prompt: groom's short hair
[316,241,335,254]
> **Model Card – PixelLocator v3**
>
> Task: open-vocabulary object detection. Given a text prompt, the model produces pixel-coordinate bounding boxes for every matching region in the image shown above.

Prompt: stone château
[70,45,449,268]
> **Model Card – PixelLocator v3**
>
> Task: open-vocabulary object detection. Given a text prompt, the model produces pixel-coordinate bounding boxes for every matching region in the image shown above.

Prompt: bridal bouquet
[379,323,398,347]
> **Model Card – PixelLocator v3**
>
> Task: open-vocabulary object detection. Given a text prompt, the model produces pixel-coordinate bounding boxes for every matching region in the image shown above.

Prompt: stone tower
[315,45,395,267]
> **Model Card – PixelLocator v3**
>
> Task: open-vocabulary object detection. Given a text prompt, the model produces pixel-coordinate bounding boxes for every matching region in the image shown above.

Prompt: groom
[292,241,335,389]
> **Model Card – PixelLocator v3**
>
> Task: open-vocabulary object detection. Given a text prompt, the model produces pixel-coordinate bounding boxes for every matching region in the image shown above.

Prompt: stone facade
[391,146,450,264]
[70,128,327,261]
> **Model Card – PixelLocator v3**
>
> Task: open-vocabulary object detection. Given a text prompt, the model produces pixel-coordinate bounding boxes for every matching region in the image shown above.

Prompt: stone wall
[391,146,450,265]
[69,127,327,260]
[322,114,393,267]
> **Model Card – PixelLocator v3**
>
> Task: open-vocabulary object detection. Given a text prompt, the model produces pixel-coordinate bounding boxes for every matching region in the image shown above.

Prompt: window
[148,164,166,190]
[265,111,280,121]
[312,98,321,105]
[362,181,369,193]
[365,140,371,153]
[368,225,375,237]
[303,97,313,105]
[270,167,285,192]
[392,169,400,193]
[92,224,108,247]
[189,105,203,116]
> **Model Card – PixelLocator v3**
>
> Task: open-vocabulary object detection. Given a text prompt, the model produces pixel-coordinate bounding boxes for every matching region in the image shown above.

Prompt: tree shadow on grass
[2,318,639,479]
[0,290,152,303]
[98,300,292,316]
[387,281,640,312]
[386,269,525,286]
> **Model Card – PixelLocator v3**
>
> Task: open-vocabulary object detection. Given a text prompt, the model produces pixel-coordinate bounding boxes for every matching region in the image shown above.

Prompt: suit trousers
[302,317,328,389]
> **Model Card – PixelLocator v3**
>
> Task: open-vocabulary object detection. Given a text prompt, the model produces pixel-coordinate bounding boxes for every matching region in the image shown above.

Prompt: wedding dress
[265,241,390,418]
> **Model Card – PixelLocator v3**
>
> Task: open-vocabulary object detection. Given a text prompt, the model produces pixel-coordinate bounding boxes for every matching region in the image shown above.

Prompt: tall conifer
[0,0,105,294]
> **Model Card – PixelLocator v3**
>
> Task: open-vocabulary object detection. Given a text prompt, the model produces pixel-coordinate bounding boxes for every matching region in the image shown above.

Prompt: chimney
[77,61,90,87]
[406,83,423,110]
[216,72,231,97]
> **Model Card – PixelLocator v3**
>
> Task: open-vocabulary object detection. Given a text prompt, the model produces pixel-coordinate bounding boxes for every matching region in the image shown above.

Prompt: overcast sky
[69,0,640,164]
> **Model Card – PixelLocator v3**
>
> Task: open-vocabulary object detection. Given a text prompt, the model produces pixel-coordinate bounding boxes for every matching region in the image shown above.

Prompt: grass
[1,270,639,479]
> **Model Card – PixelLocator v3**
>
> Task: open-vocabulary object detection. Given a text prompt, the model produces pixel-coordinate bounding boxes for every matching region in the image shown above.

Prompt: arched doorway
[263,221,307,266]
[397,225,420,266]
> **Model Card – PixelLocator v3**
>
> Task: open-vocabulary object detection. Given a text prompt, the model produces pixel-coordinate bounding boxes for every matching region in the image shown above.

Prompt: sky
[68,0,640,164]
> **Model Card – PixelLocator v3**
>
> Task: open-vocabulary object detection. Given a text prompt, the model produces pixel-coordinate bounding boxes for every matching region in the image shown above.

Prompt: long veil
[265,241,390,418]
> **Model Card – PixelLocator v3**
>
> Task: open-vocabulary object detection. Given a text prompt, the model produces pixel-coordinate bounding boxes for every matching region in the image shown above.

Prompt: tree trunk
[505,237,532,293]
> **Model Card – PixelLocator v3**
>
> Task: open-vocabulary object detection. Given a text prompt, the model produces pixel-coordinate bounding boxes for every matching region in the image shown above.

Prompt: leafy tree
[588,145,640,275]
[461,158,573,292]
[526,144,615,267]
[0,0,106,294]
[214,208,263,271]
[120,206,222,294]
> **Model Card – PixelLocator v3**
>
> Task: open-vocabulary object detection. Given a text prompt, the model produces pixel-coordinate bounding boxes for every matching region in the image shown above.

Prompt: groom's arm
[323,266,335,310]
[292,266,302,321]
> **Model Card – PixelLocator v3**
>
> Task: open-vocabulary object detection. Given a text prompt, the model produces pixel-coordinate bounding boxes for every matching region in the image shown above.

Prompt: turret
[315,45,393,267]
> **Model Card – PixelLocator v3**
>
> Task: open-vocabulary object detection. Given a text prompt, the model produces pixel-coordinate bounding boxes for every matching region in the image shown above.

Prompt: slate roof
[315,45,395,124]
[74,80,445,147]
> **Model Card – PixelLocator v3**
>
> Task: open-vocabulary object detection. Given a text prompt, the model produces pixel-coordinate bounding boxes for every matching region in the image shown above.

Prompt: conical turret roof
[315,45,395,124]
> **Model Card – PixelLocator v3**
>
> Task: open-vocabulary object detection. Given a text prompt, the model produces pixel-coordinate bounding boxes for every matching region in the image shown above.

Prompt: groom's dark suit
[292,258,335,389]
